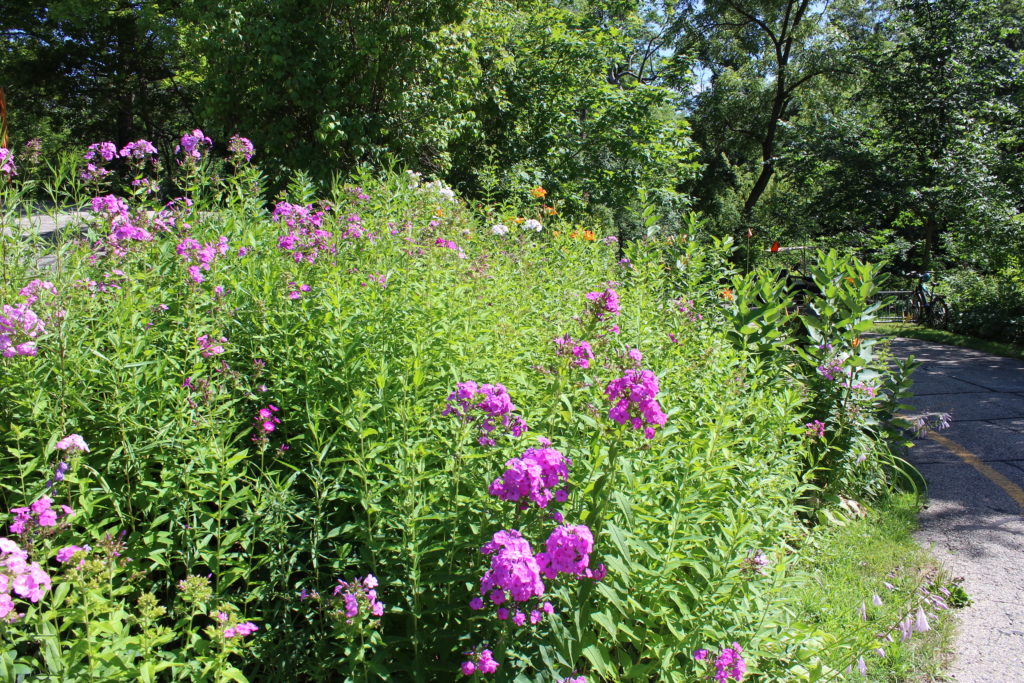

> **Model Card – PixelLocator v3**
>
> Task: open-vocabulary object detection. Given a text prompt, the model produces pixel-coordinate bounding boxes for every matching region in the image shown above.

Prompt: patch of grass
[873,322,1024,360]
[793,493,958,681]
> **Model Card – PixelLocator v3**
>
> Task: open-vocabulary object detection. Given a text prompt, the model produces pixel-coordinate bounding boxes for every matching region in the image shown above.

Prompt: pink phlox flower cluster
[817,357,845,381]
[0,303,45,357]
[177,236,228,283]
[805,420,826,438]
[8,496,72,535]
[442,381,529,446]
[712,643,746,682]
[55,433,89,453]
[677,298,703,322]
[585,288,621,319]
[274,202,336,263]
[605,368,668,439]
[119,139,157,160]
[91,194,129,217]
[340,214,375,240]
[176,129,212,160]
[1,537,52,620]
[536,524,602,580]
[478,530,545,606]
[489,447,570,509]
[332,574,384,622]
[254,404,280,434]
[153,197,194,233]
[602,235,618,245]
[288,282,312,299]
[0,148,16,178]
[559,677,587,683]
[56,545,89,568]
[227,135,255,162]
[460,648,498,676]
[627,348,643,364]
[346,186,370,202]
[85,142,118,163]
[741,550,769,576]
[360,273,388,288]
[844,380,878,397]
[223,621,259,639]
[91,195,153,254]
[197,334,227,358]
[434,237,467,259]
[81,142,118,180]
[554,335,594,369]
[19,280,58,307]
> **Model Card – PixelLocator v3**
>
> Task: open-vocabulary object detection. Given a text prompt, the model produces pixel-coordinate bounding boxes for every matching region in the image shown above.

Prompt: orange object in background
[771,240,780,253]
[582,230,596,241]
[531,186,547,199]
[721,288,735,301]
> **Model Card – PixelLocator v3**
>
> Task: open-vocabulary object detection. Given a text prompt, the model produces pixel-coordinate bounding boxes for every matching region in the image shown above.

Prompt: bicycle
[907,272,949,329]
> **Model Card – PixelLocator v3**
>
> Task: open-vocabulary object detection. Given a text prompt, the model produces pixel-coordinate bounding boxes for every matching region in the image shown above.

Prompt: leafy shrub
[941,266,1024,344]
[0,135,911,681]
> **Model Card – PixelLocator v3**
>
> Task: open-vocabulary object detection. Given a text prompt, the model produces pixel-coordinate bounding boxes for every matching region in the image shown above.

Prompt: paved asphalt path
[892,338,1024,681]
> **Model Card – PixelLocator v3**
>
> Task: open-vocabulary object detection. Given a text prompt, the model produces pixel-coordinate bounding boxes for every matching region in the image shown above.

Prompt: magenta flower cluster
[90,194,154,255]
[227,135,255,162]
[81,142,117,180]
[197,334,227,358]
[584,289,620,320]
[9,495,73,537]
[460,648,499,676]
[434,237,467,259]
[536,524,603,581]
[0,148,16,178]
[443,382,529,446]
[119,139,158,160]
[1,303,44,358]
[0,537,52,621]
[694,643,746,682]
[254,404,280,435]
[554,335,594,369]
[332,574,384,623]
[214,610,259,639]
[1,279,63,358]
[340,213,375,241]
[176,129,212,160]
[805,420,826,438]
[488,446,570,510]
[816,357,844,381]
[605,369,668,439]
[176,236,229,284]
[274,202,336,264]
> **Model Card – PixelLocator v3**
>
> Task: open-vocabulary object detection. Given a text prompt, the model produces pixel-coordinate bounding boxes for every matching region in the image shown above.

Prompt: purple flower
[55,434,89,453]
[118,139,158,160]
[713,643,746,682]
[176,129,212,160]
[228,135,255,162]
[605,368,668,438]
[0,148,16,178]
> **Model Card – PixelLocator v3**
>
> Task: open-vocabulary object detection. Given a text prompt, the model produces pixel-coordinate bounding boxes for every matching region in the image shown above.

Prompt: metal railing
[872,290,916,323]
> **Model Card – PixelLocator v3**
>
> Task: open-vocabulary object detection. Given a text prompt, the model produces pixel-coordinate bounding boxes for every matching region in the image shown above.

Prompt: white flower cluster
[491,224,509,236]
[522,219,542,232]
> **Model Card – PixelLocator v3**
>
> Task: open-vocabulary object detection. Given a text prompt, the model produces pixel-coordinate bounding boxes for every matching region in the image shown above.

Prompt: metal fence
[871,290,916,323]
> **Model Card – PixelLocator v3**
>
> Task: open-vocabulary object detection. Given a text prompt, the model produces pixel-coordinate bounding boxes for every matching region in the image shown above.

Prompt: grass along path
[872,323,1024,361]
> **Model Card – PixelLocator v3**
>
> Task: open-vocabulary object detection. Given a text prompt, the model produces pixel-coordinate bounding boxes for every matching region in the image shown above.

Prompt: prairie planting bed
[0,138,948,681]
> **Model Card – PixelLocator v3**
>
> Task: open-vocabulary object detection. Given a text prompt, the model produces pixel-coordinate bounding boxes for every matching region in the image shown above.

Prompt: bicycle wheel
[929,297,950,329]
[909,293,926,324]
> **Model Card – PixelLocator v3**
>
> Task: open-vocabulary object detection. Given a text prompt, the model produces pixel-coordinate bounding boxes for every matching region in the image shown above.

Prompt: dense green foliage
[0,146,931,680]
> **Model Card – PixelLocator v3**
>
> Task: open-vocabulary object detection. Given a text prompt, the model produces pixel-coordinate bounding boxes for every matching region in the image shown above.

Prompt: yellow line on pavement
[925,431,1024,512]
